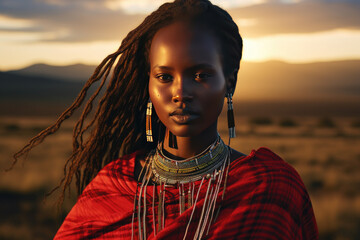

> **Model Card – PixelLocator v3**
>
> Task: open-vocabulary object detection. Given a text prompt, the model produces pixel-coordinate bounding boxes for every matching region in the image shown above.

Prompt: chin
[168,125,202,138]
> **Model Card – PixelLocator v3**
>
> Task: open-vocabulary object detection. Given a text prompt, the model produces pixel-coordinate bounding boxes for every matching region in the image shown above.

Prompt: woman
[14,0,318,239]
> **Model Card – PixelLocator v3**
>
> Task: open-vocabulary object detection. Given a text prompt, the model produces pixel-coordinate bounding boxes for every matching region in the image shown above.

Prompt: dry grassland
[1,115,359,240]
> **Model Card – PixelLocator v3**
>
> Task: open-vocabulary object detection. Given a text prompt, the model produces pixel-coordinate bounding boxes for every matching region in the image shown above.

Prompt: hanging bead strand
[183,177,205,240]
[162,183,166,229]
[193,175,213,239]
[206,157,227,235]
[137,158,152,240]
[187,182,192,209]
[131,182,140,240]
[157,180,163,233]
[142,168,152,239]
[152,181,157,237]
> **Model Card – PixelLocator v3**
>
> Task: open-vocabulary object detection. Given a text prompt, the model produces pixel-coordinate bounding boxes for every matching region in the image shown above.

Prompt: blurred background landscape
[1,0,360,239]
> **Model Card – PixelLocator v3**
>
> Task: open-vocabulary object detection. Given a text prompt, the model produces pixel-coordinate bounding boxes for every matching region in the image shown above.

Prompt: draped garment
[54,147,318,239]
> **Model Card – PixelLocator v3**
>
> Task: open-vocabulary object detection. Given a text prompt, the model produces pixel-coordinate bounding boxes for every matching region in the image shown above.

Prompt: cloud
[106,0,266,13]
[230,0,360,37]
[0,0,359,43]
[0,0,146,42]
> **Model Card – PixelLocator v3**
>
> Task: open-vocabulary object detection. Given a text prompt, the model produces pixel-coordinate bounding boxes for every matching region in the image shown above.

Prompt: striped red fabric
[54,147,318,239]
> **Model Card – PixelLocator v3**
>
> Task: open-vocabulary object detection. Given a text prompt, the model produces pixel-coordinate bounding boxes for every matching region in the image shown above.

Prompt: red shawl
[54,147,318,239]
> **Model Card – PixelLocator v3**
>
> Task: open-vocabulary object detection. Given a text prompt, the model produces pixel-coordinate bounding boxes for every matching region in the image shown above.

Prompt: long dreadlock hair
[11,0,243,204]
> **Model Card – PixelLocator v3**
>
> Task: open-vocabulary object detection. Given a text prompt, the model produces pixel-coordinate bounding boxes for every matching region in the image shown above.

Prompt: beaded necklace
[131,136,231,240]
[152,136,228,184]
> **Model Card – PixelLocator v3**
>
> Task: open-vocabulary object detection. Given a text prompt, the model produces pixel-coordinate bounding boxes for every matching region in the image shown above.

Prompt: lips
[169,108,199,124]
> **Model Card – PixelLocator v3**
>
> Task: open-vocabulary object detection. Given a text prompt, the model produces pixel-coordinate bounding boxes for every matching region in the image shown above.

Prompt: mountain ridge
[1,60,359,116]
[7,63,97,82]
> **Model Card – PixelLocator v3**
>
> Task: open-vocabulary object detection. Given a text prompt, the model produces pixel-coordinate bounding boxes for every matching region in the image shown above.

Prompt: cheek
[206,91,225,114]
[148,79,159,100]
[203,80,226,115]
[207,76,226,98]
[148,79,170,118]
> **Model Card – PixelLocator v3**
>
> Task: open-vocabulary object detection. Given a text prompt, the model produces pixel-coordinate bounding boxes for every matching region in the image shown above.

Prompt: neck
[163,123,219,159]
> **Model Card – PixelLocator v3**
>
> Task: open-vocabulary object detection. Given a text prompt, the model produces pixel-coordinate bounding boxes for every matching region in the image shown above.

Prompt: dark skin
[137,21,244,175]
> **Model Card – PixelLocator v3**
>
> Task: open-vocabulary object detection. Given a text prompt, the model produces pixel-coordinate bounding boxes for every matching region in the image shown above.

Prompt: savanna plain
[1,113,359,240]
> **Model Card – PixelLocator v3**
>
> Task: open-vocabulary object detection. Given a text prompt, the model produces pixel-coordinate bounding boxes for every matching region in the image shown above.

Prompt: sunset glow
[0,0,359,70]
[243,29,360,63]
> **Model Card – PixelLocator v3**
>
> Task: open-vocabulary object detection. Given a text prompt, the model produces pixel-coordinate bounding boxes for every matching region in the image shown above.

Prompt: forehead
[149,21,221,67]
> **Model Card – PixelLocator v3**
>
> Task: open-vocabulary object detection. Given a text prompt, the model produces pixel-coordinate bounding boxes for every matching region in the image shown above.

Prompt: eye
[155,73,173,82]
[194,72,211,81]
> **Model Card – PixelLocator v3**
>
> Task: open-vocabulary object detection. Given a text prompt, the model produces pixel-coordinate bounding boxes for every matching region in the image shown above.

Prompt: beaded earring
[226,93,236,140]
[146,99,153,142]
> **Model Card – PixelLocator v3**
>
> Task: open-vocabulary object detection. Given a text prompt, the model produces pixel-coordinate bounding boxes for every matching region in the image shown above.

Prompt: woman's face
[149,21,227,138]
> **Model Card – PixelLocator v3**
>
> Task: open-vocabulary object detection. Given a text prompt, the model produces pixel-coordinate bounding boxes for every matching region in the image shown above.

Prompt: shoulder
[63,151,141,219]
[54,151,142,239]
[82,151,138,193]
[224,147,318,238]
[96,150,139,178]
[229,147,311,209]
[80,150,141,198]
[232,147,304,186]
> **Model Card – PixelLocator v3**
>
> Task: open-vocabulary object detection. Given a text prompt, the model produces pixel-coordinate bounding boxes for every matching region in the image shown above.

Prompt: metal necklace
[131,136,231,240]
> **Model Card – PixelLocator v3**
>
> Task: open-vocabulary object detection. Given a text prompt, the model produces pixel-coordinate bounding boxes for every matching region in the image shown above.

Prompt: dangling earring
[168,129,178,149]
[226,93,236,141]
[146,99,153,142]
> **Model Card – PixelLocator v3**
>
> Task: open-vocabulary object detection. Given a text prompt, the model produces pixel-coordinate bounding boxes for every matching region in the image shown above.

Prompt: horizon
[2,59,359,107]
[2,58,360,72]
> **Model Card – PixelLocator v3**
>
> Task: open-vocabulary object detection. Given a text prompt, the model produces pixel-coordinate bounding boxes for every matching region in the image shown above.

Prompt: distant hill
[0,71,87,116]
[1,60,359,116]
[6,60,360,101]
[236,60,360,101]
[0,71,84,101]
[7,63,96,82]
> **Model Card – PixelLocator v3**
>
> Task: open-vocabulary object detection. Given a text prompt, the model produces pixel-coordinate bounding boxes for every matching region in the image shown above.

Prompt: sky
[0,0,360,70]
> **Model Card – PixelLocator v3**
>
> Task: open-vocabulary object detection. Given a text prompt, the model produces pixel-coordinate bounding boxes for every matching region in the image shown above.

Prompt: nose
[172,76,194,104]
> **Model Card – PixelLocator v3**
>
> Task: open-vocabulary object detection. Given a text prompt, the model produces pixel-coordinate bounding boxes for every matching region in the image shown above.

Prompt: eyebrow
[152,64,215,71]
[152,65,174,71]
